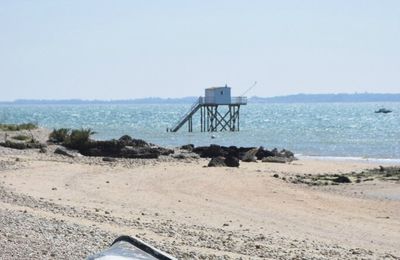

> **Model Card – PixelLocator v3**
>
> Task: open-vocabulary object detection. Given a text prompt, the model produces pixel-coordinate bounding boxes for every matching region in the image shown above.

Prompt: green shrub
[64,128,96,150]
[49,128,70,143]
[11,134,31,141]
[19,123,38,130]
[0,123,38,131]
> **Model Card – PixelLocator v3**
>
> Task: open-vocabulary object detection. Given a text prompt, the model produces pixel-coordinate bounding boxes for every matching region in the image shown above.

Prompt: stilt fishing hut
[169,85,247,132]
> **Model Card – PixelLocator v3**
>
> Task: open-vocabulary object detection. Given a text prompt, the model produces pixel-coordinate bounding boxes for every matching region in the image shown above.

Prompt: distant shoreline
[1,93,400,105]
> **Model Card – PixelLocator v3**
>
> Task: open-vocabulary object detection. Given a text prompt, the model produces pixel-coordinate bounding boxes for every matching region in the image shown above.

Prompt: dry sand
[0,134,399,259]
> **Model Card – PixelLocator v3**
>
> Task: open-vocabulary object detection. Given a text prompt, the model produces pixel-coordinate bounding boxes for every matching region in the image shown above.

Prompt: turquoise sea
[1,103,399,159]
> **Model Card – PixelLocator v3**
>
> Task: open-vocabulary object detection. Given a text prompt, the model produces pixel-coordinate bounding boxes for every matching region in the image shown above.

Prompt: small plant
[19,123,38,130]
[0,123,38,131]
[49,128,70,143]
[64,128,96,150]
[11,135,31,141]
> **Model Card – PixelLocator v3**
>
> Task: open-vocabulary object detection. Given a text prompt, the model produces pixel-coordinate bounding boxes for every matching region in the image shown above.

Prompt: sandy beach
[0,130,398,259]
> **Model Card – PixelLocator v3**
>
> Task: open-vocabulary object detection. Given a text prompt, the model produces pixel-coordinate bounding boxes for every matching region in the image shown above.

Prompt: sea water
[0,102,399,159]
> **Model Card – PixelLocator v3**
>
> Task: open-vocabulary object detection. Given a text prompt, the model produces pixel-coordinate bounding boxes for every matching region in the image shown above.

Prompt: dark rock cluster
[183,144,296,168]
[0,140,43,150]
[208,156,240,167]
[289,167,400,186]
[1,128,295,165]
[78,136,174,159]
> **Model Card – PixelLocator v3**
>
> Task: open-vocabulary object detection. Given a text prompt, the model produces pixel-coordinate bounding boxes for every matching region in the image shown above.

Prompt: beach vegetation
[0,123,38,131]
[49,128,70,143]
[48,127,96,151]
[11,134,31,141]
[64,128,96,150]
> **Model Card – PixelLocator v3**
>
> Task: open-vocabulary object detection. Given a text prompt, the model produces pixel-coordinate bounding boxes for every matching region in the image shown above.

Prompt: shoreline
[297,154,400,164]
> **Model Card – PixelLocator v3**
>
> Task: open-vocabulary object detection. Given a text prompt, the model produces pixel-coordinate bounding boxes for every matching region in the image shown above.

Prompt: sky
[0,0,399,101]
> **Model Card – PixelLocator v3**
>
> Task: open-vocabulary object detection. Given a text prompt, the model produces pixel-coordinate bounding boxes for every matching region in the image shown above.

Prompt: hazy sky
[0,1,399,100]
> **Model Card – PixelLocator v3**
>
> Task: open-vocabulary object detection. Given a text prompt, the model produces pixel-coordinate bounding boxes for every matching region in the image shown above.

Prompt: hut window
[221,91,223,95]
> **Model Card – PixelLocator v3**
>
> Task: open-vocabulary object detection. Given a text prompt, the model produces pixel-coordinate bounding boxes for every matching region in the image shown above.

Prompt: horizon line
[1,92,400,103]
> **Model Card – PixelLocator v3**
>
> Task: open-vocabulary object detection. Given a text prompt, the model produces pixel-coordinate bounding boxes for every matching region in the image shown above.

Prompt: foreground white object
[87,236,176,260]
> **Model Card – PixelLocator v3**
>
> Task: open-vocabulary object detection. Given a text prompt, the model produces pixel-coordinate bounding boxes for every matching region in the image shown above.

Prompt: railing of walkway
[170,97,201,131]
